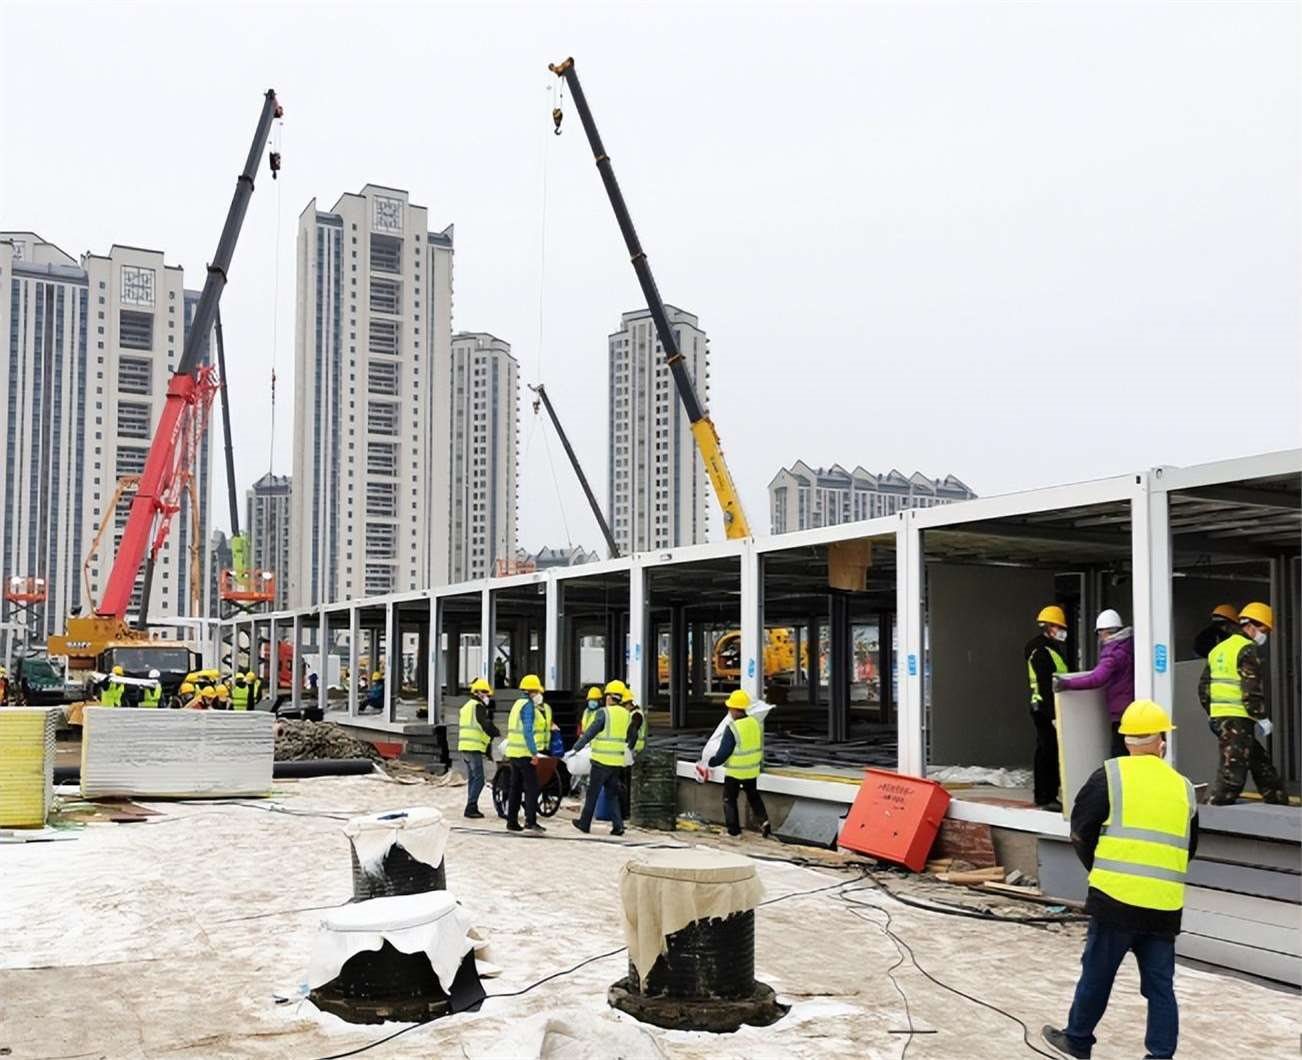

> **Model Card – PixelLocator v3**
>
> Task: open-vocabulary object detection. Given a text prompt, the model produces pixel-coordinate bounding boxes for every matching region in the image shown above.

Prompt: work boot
[760,820,772,838]
[464,807,484,819]
[1037,801,1063,813]
[1041,1026,1090,1059]
[571,820,590,834]
[525,822,546,834]
[610,827,625,837]
[506,821,524,832]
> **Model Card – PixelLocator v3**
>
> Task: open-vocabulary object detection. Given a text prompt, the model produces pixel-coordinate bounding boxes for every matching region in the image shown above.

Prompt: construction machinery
[549,57,751,540]
[49,89,283,688]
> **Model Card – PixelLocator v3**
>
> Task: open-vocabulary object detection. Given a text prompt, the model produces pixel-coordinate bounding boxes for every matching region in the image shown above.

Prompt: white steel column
[740,543,763,701]
[544,574,560,691]
[628,561,646,706]
[385,601,396,723]
[348,606,360,717]
[291,614,302,713]
[318,607,329,717]
[1131,471,1173,715]
[267,617,278,702]
[897,514,925,776]
[480,587,494,684]
[427,595,441,724]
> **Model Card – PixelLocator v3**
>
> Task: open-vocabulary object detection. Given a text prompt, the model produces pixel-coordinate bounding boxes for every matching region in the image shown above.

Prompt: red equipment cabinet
[838,768,951,872]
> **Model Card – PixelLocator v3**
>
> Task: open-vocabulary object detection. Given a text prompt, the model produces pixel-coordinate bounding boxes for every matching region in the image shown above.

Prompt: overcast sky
[3,1,1298,553]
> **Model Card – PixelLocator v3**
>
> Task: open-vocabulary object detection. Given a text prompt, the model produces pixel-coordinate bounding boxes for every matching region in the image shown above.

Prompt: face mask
[1053,628,1068,643]
[529,692,543,705]
[1252,630,1268,647]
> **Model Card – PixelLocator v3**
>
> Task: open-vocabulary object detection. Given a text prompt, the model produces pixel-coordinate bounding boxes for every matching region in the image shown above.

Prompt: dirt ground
[1,772,1296,1059]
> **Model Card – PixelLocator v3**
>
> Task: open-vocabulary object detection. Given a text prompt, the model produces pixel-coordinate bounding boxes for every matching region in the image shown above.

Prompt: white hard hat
[1095,609,1124,631]
[148,669,161,679]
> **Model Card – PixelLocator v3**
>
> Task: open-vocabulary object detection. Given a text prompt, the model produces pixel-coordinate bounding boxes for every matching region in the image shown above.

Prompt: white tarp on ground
[926,765,1034,789]
[620,847,765,983]
[344,806,450,874]
[81,707,274,798]
[306,891,475,991]
[480,1011,668,1059]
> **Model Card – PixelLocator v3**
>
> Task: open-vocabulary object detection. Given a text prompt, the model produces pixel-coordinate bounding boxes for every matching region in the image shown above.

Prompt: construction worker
[580,685,604,735]
[213,683,231,710]
[177,681,198,710]
[244,670,262,706]
[1199,602,1288,805]
[1026,605,1069,811]
[1041,700,1197,1060]
[699,690,770,838]
[458,677,499,819]
[1055,609,1135,760]
[141,670,162,708]
[569,680,641,836]
[504,674,550,833]
[620,685,646,820]
[0,665,9,704]
[365,670,385,714]
[190,686,218,710]
[229,673,251,711]
[1192,603,1240,659]
[100,666,126,707]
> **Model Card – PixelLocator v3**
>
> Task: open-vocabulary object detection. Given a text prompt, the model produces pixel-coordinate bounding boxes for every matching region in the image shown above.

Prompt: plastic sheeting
[620,847,764,983]
[926,765,1034,789]
[306,891,475,991]
[80,707,273,798]
[695,703,773,783]
[344,806,450,876]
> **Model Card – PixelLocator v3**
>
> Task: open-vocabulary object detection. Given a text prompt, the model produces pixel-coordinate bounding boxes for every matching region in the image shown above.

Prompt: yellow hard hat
[725,689,751,710]
[470,677,493,694]
[586,686,603,701]
[371,671,382,681]
[1117,699,1175,736]
[1036,606,1067,628]
[621,688,636,704]
[520,674,544,693]
[215,684,229,697]
[200,686,217,699]
[245,671,257,682]
[1211,603,1239,623]
[112,665,124,676]
[603,679,627,697]
[179,682,195,695]
[1239,602,1274,631]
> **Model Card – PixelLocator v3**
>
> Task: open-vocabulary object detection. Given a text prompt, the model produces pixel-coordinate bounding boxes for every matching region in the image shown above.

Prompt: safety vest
[506,698,551,758]
[725,715,763,780]
[458,698,490,753]
[631,707,646,755]
[1088,755,1195,912]
[1028,645,1068,705]
[100,681,123,707]
[141,684,161,708]
[230,684,250,711]
[581,706,599,734]
[1207,634,1252,720]
[591,705,632,767]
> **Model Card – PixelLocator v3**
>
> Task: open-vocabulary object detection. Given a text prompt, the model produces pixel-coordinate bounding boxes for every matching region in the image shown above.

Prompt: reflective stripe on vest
[142,686,161,708]
[725,715,763,779]
[591,705,631,766]
[1028,645,1067,705]
[506,698,550,758]
[230,685,250,710]
[632,708,646,754]
[1207,634,1252,719]
[458,698,490,752]
[1088,756,1194,912]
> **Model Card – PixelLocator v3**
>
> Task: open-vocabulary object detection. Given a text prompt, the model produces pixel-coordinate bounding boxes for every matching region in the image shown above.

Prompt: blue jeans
[1066,918,1178,1058]
[578,761,624,832]
[462,752,485,811]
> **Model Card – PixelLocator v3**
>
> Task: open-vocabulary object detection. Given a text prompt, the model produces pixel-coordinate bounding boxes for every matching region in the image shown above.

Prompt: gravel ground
[1,773,1296,1059]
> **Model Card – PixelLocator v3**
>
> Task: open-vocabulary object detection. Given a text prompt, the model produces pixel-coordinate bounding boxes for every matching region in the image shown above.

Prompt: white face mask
[1252,630,1268,647]
[1052,628,1069,642]
[529,692,543,705]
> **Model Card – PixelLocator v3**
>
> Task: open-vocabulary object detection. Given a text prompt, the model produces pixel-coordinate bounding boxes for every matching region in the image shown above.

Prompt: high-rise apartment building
[768,462,976,533]
[290,185,454,605]
[607,306,709,554]
[449,332,517,582]
[0,232,210,639]
[246,473,291,611]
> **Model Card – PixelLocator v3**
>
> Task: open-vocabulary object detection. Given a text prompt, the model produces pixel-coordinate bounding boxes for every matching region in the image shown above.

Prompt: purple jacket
[1058,628,1135,721]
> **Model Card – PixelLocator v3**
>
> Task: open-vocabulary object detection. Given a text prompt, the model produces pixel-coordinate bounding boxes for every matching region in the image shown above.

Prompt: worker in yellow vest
[579,685,604,735]
[141,669,162,708]
[702,689,770,838]
[504,674,551,833]
[619,685,646,820]
[1027,605,1069,811]
[229,673,251,711]
[1198,602,1288,805]
[245,670,262,706]
[458,677,499,819]
[1042,700,1196,1060]
[568,681,641,836]
[99,666,126,707]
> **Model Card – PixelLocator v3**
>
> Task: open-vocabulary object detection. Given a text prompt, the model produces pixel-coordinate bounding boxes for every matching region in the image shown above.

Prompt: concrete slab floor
[2,774,1296,1059]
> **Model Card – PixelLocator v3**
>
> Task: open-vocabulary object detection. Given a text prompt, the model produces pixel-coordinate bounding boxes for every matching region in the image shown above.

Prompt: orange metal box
[838,768,951,871]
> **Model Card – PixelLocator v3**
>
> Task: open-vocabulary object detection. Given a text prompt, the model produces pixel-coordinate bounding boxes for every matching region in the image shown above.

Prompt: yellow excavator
[549,57,751,540]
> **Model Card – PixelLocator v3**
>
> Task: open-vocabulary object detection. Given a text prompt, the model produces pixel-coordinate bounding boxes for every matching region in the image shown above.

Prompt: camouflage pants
[1208,718,1290,805]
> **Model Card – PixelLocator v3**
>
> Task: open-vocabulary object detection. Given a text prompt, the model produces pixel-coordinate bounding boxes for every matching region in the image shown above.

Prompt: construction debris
[274,719,386,764]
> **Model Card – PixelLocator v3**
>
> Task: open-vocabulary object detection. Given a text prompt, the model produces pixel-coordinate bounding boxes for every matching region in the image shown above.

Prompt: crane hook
[552,107,563,135]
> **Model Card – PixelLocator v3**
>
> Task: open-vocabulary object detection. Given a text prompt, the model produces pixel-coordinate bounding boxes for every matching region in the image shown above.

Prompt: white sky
[3,1,1298,554]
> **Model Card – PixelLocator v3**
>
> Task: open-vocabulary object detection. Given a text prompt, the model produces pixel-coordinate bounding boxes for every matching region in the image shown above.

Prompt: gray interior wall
[1173,573,1269,663]
[1173,659,1220,787]
[927,563,1055,769]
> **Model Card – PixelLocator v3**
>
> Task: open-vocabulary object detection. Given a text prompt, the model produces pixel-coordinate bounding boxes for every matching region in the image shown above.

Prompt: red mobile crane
[49,90,283,683]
